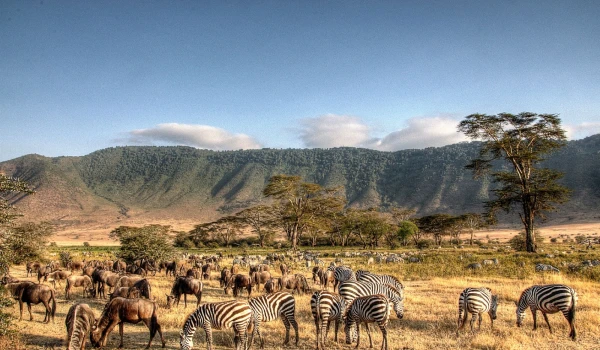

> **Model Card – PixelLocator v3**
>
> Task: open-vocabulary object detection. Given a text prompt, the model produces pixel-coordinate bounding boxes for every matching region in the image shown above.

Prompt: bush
[83,242,90,247]
[59,251,72,268]
[416,239,433,250]
[550,237,558,243]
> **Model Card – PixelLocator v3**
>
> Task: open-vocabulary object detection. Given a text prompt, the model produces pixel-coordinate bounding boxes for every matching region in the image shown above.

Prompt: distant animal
[179,300,252,350]
[345,294,392,350]
[91,268,120,299]
[65,302,96,350]
[329,266,356,291]
[164,261,177,277]
[90,297,165,349]
[166,276,203,308]
[251,270,271,292]
[6,281,56,323]
[535,263,560,273]
[264,278,281,294]
[279,274,310,295]
[219,267,231,288]
[26,261,41,277]
[248,291,299,348]
[456,287,498,335]
[65,275,94,299]
[112,260,127,273]
[516,284,577,340]
[318,269,335,291]
[67,261,84,272]
[44,270,70,289]
[311,290,346,350]
[225,274,253,298]
[467,263,483,270]
[114,275,144,289]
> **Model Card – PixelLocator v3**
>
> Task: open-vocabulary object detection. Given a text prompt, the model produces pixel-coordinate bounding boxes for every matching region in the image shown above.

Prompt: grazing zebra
[516,284,577,340]
[311,290,346,350]
[327,265,356,291]
[355,270,404,294]
[247,291,299,349]
[338,281,404,319]
[456,287,498,335]
[65,303,95,350]
[345,294,392,350]
[179,300,252,350]
[535,263,560,273]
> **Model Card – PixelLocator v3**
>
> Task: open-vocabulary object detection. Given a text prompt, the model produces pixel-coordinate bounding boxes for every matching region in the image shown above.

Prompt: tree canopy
[110,225,176,263]
[458,112,570,252]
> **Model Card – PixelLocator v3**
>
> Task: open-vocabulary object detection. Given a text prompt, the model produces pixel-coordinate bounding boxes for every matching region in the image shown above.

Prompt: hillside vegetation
[1,136,599,231]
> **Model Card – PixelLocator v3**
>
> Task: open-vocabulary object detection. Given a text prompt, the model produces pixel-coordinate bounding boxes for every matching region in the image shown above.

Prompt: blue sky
[1,0,599,161]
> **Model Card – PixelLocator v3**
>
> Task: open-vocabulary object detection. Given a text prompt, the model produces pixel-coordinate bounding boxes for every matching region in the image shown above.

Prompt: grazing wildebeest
[166,276,203,308]
[251,270,272,292]
[92,268,121,299]
[7,281,56,323]
[201,263,216,280]
[114,275,144,289]
[65,302,96,350]
[129,278,152,299]
[312,266,322,286]
[220,267,231,288]
[109,287,139,300]
[65,275,95,299]
[319,268,335,291]
[112,260,127,273]
[279,274,310,295]
[45,270,70,289]
[249,264,270,274]
[225,274,253,298]
[279,263,290,275]
[26,261,41,277]
[264,278,281,294]
[90,297,165,349]
[163,261,177,277]
[185,268,201,279]
[230,264,240,274]
[68,261,84,272]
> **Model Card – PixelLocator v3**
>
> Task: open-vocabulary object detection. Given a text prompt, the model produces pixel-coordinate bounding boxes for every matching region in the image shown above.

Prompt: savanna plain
[3,225,600,350]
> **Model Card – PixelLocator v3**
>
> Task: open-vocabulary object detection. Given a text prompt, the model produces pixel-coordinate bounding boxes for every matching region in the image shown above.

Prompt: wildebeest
[65,302,96,350]
[129,278,152,299]
[6,281,56,323]
[91,268,121,299]
[264,278,281,294]
[109,286,142,300]
[114,275,144,289]
[249,263,270,274]
[68,261,84,272]
[162,261,177,277]
[225,274,253,298]
[279,263,290,275]
[185,268,201,280]
[65,275,95,299]
[166,276,203,308]
[251,270,272,292]
[319,269,335,291]
[279,274,310,295]
[112,260,127,273]
[0,275,18,284]
[45,270,70,289]
[26,261,41,277]
[220,267,231,288]
[90,297,165,349]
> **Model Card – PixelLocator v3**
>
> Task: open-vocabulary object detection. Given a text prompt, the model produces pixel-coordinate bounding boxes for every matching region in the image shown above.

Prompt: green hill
[2,135,600,230]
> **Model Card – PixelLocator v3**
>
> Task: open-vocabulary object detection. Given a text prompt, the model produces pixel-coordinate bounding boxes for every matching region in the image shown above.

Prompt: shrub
[58,251,72,268]
[83,242,90,247]
[416,239,433,250]
[550,237,558,243]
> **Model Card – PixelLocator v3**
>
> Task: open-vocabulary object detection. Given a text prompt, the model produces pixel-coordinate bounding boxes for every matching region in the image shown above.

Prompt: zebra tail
[568,289,577,339]
[458,296,468,331]
[315,292,321,321]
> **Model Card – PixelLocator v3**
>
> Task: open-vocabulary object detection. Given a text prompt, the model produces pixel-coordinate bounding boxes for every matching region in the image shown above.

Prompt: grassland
[3,242,600,350]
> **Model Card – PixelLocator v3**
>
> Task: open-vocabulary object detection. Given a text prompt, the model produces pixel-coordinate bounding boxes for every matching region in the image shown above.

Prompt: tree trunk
[523,201,536,253]
[469,230,474,245]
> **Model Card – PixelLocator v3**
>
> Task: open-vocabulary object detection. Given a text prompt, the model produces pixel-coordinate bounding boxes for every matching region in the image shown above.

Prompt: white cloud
[298,114,467,151]
[126,123,262,150]
[298,114,371,148]
[564,122,600,140]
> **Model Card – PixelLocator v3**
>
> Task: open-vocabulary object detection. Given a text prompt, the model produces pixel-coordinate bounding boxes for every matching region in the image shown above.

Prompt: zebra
[247,291,299,349]
[327,265,356,291]
[65,303,96,350]
[338,281,404,319]
[345,294,392,350]
[516,284,577,340]
[535,263,560,273]
[179,300,252,350]
[456,287,498,335]
[311,290,346,350]
[355,270,404,294]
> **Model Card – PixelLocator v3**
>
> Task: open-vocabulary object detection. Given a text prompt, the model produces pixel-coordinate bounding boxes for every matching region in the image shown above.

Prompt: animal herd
[1,256,580,350]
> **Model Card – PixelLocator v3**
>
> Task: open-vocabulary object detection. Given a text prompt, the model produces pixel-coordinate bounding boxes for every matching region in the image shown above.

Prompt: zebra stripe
[179,300,252,350]
[516,284,577,340]
[535,263,560,273]
[248,291,298,348]
[327,265,356,290]
[355,270,404,294]
[311,290,346,350]
[338,281,404,319]
[344,294,391,350]
[65,303,95,350]
[456,287,498,335]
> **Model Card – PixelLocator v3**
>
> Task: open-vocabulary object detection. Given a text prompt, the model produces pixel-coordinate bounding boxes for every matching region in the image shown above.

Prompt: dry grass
[3,247,600,350]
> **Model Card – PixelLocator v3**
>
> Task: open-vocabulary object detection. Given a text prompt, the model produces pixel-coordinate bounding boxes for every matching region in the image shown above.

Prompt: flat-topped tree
[458,112,571,252]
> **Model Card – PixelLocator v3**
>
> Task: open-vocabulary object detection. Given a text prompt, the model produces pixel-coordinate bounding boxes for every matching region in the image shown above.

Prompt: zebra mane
[383,284,403,299]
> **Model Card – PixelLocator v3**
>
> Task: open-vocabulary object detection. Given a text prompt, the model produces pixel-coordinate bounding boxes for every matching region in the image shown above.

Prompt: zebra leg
[314,318,321,350]
[541,313,553,333]
[469,313,476,332]
[290,316,299,346]
[355,323,361,348]
[334,319,341,342]
[203,323,213,350]
[478,313,483,330]
[365,322,373,348]
[282,316,291,345]
[532,309,538,330]
[379,324,387,350]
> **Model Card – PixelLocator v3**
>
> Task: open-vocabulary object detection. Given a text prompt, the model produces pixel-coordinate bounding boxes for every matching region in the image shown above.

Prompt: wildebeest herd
[1,254,579,350]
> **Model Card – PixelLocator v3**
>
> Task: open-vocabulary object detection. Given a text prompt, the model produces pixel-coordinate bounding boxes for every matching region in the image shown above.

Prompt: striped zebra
[311,290,346,350]
[456,287,498,335]
[65,303,96,350]
[327,265,356,291]
[338,281,404,319]
[516,284,577,340]
[247,291,299,349]
[344,294,392,350]
[179,300,252,350]
[535,263,560,273]
[355,270,404,294]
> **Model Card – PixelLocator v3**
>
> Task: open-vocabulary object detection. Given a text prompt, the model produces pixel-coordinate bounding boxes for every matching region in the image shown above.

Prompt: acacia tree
[460,213,484,245]
[110,225,176,263]
[458,113,571,252]
[236,205,275,247]
[263,175,345,250]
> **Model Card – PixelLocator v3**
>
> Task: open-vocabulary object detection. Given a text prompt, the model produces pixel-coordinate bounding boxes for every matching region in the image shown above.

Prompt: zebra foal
[179,300,252,350]
[345,294,392,350]
[65,303,95,350]
[456,287,498,335]
[516,284,577,340]
[311,290,346,350]
[248,291,299,348]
